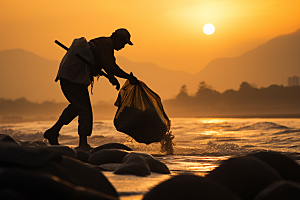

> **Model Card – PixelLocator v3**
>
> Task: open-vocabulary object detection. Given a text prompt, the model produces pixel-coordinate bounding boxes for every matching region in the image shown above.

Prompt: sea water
[1,118,300,199]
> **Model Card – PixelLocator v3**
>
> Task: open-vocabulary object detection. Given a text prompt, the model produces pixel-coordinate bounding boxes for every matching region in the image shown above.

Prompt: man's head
[110,28,133,51]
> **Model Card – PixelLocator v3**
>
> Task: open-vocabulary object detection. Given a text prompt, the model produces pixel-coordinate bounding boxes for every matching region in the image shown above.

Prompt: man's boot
[43,120,64,145]
[76,135,92,151]
[44,128,59,145]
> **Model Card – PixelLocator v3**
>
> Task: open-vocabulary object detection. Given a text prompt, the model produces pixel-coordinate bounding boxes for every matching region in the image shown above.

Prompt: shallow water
[1,118,300,199]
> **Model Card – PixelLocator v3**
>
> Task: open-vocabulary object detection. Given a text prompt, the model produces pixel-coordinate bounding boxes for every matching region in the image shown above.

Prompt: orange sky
[1,0,300,74]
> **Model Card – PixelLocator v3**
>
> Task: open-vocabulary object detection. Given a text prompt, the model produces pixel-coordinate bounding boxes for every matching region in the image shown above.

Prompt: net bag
[114,80,171,144]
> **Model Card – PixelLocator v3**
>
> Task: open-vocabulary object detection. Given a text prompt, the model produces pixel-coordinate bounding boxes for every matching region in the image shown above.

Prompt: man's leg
[74,86,93,150]
[60,78,93,150]
[44,79,79,145]
[44,104,78,145]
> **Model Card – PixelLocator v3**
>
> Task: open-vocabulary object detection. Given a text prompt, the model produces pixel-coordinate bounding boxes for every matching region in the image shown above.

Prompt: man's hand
[128,72,139,85]
[107,75,120,90]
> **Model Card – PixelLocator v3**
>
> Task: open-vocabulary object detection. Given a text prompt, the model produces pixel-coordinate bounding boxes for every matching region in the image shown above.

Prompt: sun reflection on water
[200,119,226,124]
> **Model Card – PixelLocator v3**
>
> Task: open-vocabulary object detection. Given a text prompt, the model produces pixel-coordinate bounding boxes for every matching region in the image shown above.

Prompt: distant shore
[192,113,300,119]
[1,113,299,124]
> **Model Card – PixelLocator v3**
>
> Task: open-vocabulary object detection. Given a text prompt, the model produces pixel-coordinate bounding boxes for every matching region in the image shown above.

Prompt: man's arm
[104,64,129,79]
[104,64,139,85]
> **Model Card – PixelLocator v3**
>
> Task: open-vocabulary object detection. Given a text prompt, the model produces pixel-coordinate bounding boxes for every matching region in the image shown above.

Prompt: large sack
[114,80,171,144]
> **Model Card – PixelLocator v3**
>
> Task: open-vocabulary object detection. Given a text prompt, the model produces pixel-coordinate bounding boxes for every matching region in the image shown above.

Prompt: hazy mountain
[0,49,65,103]
[0,49,192,103]
[0,29,299,103]
[193,29,300,91]
[116,56,192,98]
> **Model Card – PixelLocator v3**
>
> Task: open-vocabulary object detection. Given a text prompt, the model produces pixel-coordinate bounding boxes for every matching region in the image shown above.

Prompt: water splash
[0,128,44,141]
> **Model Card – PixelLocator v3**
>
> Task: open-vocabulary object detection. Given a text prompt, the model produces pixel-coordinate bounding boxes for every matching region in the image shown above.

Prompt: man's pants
[58,78,93,136]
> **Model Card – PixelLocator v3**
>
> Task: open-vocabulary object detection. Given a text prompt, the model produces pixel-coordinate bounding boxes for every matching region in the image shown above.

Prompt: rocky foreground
[1,133,300,200]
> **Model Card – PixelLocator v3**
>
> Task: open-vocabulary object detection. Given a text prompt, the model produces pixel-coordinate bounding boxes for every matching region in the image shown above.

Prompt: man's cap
[114,28,133,45]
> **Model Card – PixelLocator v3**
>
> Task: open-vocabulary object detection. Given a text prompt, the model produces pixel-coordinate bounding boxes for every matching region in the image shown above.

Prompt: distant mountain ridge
[194,29,300,91]
[0,48,193,103]
[0,49,63,103]
[0,29,299,103]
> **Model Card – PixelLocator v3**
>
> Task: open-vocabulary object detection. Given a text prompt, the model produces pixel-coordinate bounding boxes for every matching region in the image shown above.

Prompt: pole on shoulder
[55,40,69,51]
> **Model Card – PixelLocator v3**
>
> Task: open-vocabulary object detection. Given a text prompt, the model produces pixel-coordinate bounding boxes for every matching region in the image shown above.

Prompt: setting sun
[203,23,215,35]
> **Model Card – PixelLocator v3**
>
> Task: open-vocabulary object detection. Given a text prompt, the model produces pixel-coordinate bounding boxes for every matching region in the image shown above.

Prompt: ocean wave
[0,128,44,141]
[272,129,300,135]
[193,135,214,140]
[228,122,289,131]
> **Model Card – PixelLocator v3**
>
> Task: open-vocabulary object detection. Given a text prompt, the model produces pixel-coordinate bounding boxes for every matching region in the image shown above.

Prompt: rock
[59,156,119,198]
[143,174,242,200]
[254,180,300,200]
[145,157,170,174]
[26,141,48,147]
[99,163,122,171]
[114,153,151,176]
[0,142,61,168]
[0,142,118,199]
[205,156,283,200]
[0,134,19,144]
[88,149,129,165]
[16,141,31,146]
[0,167,116,200]
[0,142,75,183]
[37,145,77,158]
[90,143,132,154]
[19,140,48,147]
[129,152,170,174]
[75,149,90,163]
[37,161,73,183]
[76,186,120,200]
[249,152,300,183]
[0,188,25,200]
[82,163,104,171]
[128,151,153,160]
[0,168,78,200]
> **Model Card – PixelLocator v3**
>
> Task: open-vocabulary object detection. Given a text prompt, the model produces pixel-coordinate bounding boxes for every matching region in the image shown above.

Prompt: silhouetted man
[44,28,139,151]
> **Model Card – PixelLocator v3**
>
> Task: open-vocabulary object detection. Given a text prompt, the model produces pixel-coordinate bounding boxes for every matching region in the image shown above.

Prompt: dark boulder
[0,142,61,168]
[75,149,90,163]
[88,149,129,165]
[90,143,132,154]
[0,134,19,145]
[206,155,283,200]
[37,145,77,158]
[59,156,119,198]
[249,152,300,183]
[129,152,170,174]
[254,180,300,200]
[114,153,150,176]
[143,174,242,200]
